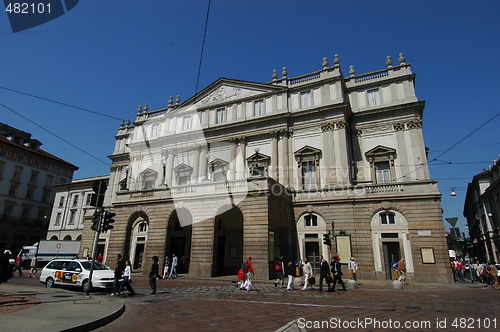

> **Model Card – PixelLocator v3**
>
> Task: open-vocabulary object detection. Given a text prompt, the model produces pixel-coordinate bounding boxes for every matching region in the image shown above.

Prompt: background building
[82,55,452,282]
[0,123,78,254]
[464,158,500,262]
[47,175,109,242]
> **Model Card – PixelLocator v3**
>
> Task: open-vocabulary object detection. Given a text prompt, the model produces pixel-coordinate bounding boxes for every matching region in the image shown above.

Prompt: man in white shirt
[169,253,178,279]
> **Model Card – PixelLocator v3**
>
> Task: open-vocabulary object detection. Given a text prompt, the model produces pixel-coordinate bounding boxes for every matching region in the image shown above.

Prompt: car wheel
[82,279,91,292]
[45,277,54,288]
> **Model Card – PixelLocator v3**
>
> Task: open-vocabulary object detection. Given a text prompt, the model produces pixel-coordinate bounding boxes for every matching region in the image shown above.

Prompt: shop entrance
[382,242,400,279]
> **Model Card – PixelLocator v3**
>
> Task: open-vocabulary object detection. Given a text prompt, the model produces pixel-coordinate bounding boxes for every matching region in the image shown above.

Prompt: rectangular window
[304,215,318,227]
[367,89,380,107]
[26,187,33,200]
[55,213,62,226]
[12,165,23,180]
[380,212,396,225]
[85,194,92,206]
[9,184,17,196]
[59,196,65,208]
[22,208,30,220]
[375,161,391,184]
[216,108,225,124]
[151,123,160,137]
[69,211,76,225]
[177,175,189,186]
[254,100,264,116]
[300,91,312,108]
[45,175,54,187]
[30,170,39,184]
[301,161,317,190]
[72,194,79,207]
[182,116,192,131]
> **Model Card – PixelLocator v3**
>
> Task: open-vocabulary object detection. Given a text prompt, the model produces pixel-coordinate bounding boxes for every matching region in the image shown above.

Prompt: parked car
[39,259,117,292]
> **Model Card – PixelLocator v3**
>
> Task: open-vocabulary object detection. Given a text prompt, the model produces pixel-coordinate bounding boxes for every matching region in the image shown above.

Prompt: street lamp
[450,187,457,196]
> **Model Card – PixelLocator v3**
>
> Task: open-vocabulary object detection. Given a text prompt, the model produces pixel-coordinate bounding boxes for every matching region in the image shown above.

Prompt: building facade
[47,175,109,242]
[0,123,78,254]
[464,158,500,263]
[86,54,451,282]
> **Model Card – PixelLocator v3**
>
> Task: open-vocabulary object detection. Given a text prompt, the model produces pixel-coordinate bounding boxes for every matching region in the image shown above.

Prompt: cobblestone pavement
[94,277,499,332]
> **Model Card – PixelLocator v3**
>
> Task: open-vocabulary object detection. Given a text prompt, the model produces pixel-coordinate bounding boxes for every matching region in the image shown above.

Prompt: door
[133,243,144,270]
[382,242,400,279]
[305,242,320,275]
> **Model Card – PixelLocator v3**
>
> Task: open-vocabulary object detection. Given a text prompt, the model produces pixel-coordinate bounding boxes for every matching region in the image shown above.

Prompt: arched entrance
[129,219,148,270]
[213,205,244,276]
[166,208,192,274]
[297,212,329,275]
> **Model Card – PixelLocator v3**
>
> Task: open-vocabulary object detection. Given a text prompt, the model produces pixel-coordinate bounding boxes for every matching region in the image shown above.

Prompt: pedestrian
[331,255,347,292]
[348,257,358,281]
[473,261,483,282]
[457,259,465,282]
[116,260,135,295]
[169,253,178,279]
[237,266,246,289]
[489,262,499,290]
[274,256,285,288]
[149,255,160,294]
[111,254,125,296]
[397,258,406,284]
[14,255,23,277]
[242,256,254,291]
[28,255,38,278]
[285,261,295,290]
[302,257,314,291]
[97,254,103,263]
[318,255,331,292]
[162,255,171,279]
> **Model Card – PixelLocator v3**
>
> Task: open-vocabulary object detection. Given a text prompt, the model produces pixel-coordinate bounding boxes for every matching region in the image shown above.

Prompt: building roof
[0,132,78,170]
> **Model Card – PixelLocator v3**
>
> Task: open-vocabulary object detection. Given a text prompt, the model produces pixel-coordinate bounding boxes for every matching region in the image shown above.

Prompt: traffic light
[90,211,101,232]
[323,233,331,246]
[101,211,116,232]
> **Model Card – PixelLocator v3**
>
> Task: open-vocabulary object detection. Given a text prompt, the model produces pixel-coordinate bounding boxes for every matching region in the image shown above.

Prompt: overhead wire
[0,102,109,166]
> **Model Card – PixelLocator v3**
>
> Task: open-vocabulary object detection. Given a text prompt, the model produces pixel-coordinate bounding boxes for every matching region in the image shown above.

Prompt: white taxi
[39,259,116,292]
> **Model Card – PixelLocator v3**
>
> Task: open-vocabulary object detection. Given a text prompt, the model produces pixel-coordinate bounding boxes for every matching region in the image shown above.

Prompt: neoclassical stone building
[82,54,451,282]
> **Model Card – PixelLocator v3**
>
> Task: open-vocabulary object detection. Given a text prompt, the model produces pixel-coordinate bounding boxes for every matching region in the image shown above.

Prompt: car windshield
[80,261,110,271]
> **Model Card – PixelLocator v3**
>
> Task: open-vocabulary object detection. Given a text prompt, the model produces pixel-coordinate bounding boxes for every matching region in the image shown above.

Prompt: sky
[1,0,499,233]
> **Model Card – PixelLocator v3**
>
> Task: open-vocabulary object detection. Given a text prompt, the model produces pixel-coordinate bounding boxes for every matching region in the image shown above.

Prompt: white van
[17,245,38,268]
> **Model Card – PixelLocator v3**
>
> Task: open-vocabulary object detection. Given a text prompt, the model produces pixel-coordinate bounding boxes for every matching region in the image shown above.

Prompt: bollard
[393,268,399,280]
[347,279,358,290]
[392,279,404,290]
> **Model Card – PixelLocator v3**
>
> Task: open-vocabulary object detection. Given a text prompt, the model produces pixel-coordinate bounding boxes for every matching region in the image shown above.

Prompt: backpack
[242,261,249,273]
[275,262,282,272]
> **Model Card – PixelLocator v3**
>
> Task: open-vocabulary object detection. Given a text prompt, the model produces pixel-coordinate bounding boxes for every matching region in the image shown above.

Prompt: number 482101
[5,2,52,14]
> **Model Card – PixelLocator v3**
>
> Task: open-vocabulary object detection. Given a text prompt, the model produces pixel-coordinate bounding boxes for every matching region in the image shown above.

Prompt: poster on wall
[420,247,436,264]
[335,235,351,262]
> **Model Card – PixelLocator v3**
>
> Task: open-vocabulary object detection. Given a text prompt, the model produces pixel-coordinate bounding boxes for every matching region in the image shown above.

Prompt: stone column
[270,132,278,180]
[236,137,247,179]
[321,122,336,186]
[165,152,175,187]
[192,147,200,184]
[199,147,208,181]
[280,131,289,186]
[333,122,350,184]
[229,139,237,180]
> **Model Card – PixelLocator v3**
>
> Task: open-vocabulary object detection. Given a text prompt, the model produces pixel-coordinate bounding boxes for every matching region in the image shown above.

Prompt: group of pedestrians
[451,259,499,289]
[161,254,178,279]
[111,254,135,296]
[271,255,355,292]
[238,256,254,291]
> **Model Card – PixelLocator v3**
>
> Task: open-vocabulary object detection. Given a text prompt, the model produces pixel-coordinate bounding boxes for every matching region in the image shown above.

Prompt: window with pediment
[295,146,322,190]
[140,169,158,190]
[247,151,270,177]
[365,145,396,184]
[173,164,193,186]
[209,158,229,182]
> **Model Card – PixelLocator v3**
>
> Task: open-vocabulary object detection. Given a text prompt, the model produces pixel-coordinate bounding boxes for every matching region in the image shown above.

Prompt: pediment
[171,78,285,115]
[294,145,322,156]
[365,145,396,157]
[173,163,193,172]
[246,152,271,162]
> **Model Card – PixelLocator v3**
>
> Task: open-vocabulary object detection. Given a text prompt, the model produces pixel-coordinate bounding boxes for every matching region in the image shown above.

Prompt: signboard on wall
[335,235,352,261]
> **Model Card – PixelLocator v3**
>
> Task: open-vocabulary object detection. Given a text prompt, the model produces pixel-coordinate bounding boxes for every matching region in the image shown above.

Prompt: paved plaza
[1,275,498,331]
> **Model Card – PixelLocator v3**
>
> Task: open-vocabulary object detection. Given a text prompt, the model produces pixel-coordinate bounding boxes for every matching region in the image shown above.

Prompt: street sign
[92,180,107,195]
